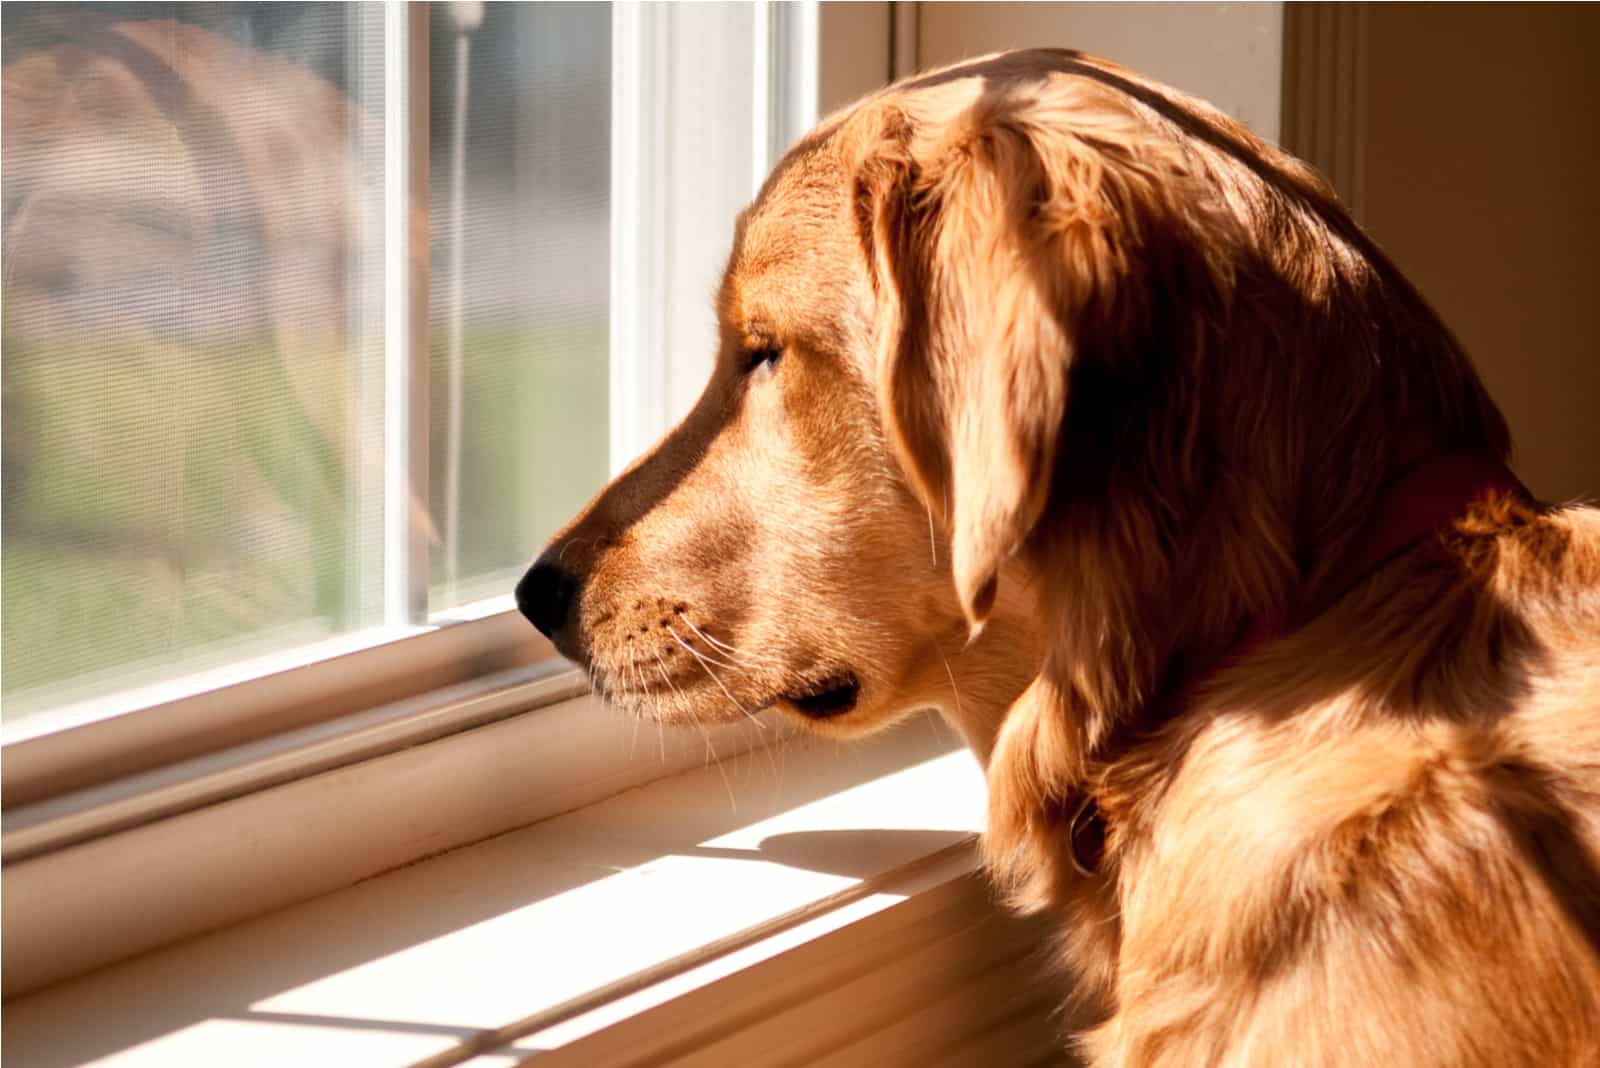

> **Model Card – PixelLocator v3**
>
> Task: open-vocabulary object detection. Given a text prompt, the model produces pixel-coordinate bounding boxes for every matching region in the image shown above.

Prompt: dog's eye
[744,346,782,375]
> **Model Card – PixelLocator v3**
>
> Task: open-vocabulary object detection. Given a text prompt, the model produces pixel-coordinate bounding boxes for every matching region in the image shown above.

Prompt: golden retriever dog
[517,50,1600,1066]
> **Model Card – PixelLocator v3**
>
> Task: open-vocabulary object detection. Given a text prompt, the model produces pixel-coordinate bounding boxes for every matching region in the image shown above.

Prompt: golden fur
[528,51,1600,1065]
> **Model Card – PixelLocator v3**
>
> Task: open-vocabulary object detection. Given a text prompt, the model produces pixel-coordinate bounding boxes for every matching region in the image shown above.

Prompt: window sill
[2,600,554,809]
[2,721,1068,1067]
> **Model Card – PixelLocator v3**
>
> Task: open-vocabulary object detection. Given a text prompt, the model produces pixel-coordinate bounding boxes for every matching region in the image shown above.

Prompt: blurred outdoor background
[2,2,610,719]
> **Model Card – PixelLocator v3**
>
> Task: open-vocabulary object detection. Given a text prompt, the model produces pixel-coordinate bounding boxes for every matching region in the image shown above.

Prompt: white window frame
[0,0,871,999]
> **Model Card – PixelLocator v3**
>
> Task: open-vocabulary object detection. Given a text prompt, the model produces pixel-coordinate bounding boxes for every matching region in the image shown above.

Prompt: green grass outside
[425,325,609,603]
[1,326,607,719]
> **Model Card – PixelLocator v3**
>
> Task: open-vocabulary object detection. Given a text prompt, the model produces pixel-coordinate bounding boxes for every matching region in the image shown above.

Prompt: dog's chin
[591,659,874,732]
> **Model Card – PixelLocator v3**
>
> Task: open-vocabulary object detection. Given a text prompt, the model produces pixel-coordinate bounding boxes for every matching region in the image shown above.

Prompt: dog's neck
[1283,454,1531,637]
[932,587,1048,764]
[998,450,1523,793]
[958,448,1528,911]
[1052,451,1531,873]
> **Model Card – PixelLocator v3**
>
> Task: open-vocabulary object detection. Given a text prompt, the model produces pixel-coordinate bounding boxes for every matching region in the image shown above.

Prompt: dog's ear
[854,107,1073,636]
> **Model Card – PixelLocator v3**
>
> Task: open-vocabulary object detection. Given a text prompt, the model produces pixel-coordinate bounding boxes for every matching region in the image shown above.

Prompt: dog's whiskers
[627,698,641,759]
[936,642,965,720]
[677,617,761,664]
[627,656,646,710]
[665,626,750,706]
[695,717,737,809]
[651,647,685,706]
[627,655,670,727]
[677,616,785,671]
[665,625,767,730]
[652,642,741,808]
[675,640,747,674]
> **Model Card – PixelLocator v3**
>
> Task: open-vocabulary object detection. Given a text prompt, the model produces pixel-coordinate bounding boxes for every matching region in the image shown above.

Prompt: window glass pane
[1,3,388,721]
[426,3,610,611]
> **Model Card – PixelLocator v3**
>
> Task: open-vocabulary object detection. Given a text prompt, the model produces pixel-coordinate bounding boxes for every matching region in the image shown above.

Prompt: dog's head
[516,49,1507,765]
[511,59,1180,746]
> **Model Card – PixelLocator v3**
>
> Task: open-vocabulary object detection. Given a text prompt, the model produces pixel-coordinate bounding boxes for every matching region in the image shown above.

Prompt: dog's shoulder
[1099,501,1600,1065]
[1488,498,1600,636]
[1456,499,1600,791]
[1493,498,1600,722]
[1109,708,1600,1066]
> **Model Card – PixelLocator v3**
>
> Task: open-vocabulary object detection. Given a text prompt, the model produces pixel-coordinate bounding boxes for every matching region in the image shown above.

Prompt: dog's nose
[515,555,579,647]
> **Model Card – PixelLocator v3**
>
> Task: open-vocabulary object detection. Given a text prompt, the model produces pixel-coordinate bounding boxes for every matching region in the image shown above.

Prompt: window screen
[1,3,610,722]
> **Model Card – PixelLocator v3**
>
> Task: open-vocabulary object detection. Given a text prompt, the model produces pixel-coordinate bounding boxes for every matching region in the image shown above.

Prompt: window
[2,2,608,728]
[1,3,806,768]
[3,4,843,994]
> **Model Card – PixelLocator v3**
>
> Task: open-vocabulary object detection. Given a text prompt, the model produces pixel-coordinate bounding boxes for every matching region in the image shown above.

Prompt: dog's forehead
[716,73,995,343]
[720,144,861,340]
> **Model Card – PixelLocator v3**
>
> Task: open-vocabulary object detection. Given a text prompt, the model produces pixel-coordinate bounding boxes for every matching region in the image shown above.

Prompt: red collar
[1066,453,1531,876]
[1234,452,1531,656]
[1331,453,1531,595]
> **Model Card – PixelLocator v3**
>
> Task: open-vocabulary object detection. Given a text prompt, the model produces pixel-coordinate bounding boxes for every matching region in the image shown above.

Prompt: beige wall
[917,2,1284,143]
[1361,5,1599,502]
[820,2,891,116]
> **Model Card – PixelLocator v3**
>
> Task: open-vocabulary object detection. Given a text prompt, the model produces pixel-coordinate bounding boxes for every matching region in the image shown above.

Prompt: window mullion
[383,0,432,625]
[610,2,818,478]
[608,3,669,476]
[752,1,773,193]
[769,1,820,165]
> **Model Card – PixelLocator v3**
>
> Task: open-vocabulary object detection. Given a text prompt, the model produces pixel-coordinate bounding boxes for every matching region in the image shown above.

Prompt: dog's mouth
[780,671,861,719]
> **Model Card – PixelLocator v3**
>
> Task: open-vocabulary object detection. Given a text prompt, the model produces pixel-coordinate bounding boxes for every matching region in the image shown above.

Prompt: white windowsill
[2,595,525,750]
[2,719,1065,1068]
